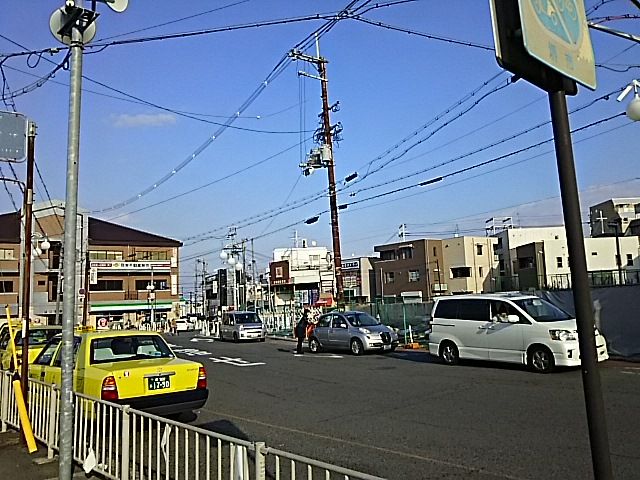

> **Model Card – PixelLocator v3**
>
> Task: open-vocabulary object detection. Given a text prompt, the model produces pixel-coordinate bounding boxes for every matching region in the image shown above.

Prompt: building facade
[342,257,375,303]
[269,242,335,310]
[441,236,499,294]
[590,198,640,237]
[373,239,445,301]
[0,201,182,326]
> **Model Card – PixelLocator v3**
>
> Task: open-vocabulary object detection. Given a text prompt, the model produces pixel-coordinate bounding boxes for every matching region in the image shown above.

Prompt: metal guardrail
[0,370,384,480]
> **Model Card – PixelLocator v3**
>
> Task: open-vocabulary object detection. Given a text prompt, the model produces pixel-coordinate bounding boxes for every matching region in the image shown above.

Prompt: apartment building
[441,236,499,294]
[0,201,182,326]
[590,197,640,237]
[373,239,445,301]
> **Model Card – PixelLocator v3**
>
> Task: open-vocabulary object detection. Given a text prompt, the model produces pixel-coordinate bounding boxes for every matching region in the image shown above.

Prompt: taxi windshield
[11,328,61,347]
[90,335,174,364]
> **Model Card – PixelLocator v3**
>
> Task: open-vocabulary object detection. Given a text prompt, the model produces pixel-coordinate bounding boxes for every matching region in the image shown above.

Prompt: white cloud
[112,113,177,128]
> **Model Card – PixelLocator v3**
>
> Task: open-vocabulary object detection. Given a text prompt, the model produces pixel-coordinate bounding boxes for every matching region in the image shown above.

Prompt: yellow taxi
[29,330,209,417]
[0,324,62,370]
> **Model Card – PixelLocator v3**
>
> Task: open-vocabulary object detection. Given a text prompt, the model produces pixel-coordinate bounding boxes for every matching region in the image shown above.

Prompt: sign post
[491,2,611,479]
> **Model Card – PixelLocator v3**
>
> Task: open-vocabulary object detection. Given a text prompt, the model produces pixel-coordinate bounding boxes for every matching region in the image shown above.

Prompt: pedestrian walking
[171,318,178,336]
[294,309,310,354]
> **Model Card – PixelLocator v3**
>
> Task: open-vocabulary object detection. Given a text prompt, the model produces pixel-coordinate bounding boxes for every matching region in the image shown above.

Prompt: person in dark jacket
[295,309,310,354]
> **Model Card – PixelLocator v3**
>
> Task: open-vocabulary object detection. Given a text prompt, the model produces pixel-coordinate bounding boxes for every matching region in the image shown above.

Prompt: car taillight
[101,376,119,401]
[197,367,207,389]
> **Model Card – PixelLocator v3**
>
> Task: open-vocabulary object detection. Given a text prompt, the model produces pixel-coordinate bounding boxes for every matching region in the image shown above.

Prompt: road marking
[202,408,527,480]
[209,356,265,367]
[621,370,640,376]
[168,345,210,357]
[191,337,215,343]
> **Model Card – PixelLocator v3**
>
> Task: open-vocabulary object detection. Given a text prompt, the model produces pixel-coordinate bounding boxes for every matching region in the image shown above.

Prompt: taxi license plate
[148,375,170,390]
[383,344,391,350]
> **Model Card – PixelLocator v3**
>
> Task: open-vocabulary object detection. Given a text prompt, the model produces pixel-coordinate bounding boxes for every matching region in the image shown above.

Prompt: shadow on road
[197,419,252,441]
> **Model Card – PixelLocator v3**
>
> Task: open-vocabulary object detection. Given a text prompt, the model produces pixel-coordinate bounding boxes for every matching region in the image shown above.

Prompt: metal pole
[20,122,35,401]
[613,221,623,285]
[54,245,63,325]
[318,60,344,308]
[548,91,613,479]
[82,247,89,325]
[60,12,84,479]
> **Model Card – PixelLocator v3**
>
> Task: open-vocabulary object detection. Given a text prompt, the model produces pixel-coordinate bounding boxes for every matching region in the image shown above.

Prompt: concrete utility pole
[290,48,345,307]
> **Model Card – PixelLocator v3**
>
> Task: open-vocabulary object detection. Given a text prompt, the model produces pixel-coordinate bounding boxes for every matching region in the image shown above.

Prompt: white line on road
[209,356,265,367]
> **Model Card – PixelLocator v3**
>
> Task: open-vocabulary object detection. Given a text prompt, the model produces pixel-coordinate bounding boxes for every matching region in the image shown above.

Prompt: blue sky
[1,0,639,290]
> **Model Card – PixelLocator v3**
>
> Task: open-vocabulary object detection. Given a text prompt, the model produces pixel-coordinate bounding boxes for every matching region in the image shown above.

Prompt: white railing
[0,371,384,480]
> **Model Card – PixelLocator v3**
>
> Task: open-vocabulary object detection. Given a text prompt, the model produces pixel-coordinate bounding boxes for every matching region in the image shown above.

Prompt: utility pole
[251,238,257,312]
[82,248,89,326]
[201,259,206,317]
[290,47,345,308]
[19,121,35,402]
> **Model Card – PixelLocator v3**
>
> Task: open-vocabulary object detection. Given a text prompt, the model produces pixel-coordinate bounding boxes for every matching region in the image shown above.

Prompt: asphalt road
[165,332,640,480]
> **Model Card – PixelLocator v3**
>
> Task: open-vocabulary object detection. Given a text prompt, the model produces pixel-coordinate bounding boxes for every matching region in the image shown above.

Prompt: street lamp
[20,232,50,396]
[617,79,640,121]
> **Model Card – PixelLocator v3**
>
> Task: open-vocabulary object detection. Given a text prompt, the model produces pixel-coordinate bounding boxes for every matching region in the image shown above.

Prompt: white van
[428,293,608,373]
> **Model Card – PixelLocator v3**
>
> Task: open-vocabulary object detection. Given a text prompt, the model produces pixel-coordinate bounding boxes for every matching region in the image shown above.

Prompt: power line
[92,0,367,214]
[105,137,311,222]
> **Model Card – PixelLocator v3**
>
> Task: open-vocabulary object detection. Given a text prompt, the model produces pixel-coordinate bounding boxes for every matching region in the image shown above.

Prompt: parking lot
[167,332,640,479]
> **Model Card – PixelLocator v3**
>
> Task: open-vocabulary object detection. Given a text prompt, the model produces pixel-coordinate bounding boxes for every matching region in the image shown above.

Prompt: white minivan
[428,293,609,373]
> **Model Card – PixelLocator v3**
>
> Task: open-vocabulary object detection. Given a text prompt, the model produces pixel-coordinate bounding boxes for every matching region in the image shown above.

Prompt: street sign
[519,0,596,90]
[490,0,577,94]
[0,111,28,161]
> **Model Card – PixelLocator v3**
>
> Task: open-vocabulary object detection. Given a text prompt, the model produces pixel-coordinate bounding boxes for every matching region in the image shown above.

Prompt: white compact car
[428,293,608,373]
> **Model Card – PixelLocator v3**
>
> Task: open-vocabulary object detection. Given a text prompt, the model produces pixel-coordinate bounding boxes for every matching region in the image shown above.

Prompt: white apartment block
[590,197,640,237]
[494,226,567,277]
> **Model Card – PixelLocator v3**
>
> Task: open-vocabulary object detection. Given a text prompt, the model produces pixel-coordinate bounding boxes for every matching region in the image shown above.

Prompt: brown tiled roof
[0,212,20,243]
[88,217,182,247]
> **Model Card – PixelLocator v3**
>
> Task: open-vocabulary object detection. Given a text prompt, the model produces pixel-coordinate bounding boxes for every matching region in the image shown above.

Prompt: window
[627,254,634,267]
[478,266,484,277]
[383,271,395,283]
[380,250,396,261]
[0,281,13,293]
[435,299,490,321]
[90,250,123,260]
[591,252,598,256]
[317,315,331,328]
[38,280,46,286]
[0,249,14,260]
[476,244,483,255]
[518,257,534,269]
[309,255,320,263]
[490,300,525,323]
[556,257,563,268]
[90,335,173,364]
[457,299,490,321]
[451,267,471,278]
[129,251,169,261]
[408,270,420,282]
[434,300,458,319]
[399,247,413,260]
[433,247,437,257]
[93,279,123,291]
[275,266,283,278]
[135,279,168,291]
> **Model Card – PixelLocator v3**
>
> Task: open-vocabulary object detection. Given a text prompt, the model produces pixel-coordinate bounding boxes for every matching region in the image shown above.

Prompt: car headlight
[238,325,244,330]
[549,329,577,341]
[359,327,371,334]
[594,327,600,336]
